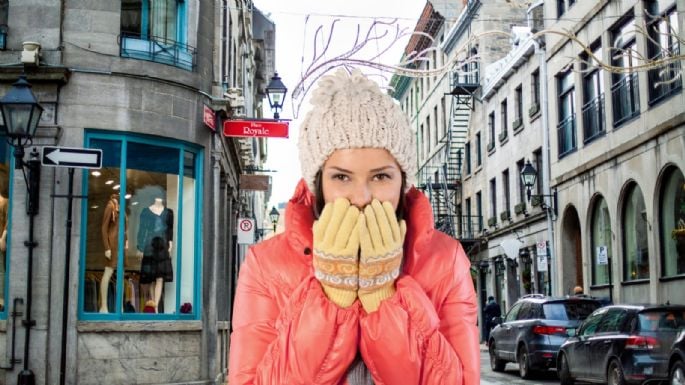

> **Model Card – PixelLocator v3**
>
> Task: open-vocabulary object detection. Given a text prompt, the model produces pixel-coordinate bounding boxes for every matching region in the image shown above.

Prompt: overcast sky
[252,0,426,208]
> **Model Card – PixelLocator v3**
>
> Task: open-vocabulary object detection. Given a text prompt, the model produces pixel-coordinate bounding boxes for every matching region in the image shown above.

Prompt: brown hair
[312,170,407,220]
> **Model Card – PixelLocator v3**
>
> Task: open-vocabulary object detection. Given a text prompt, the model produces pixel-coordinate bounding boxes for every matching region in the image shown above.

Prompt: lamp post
[265,72,287,120]
[520,160,557,296]
[269,206,280,234]
[0,74,43,385]
[520,160,557,216]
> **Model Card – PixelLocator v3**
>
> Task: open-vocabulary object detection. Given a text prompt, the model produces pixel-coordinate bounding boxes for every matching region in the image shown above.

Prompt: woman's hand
[358,199,406,312]
[312,197,361,308]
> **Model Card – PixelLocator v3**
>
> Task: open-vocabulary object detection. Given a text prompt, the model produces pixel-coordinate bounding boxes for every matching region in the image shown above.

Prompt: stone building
[0,0,276,383]
[394,0,685,342]
[391,0,529,340]
[544,0,684,305]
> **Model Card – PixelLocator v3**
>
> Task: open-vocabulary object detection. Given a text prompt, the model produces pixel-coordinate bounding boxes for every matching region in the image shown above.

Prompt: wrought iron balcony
[648,43,682,105]
[557,113,577,158]
[611,72,640,127]
[582,94,605,144]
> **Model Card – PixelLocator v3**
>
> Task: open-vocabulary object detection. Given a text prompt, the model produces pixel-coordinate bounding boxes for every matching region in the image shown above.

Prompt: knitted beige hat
[298,69,417,192]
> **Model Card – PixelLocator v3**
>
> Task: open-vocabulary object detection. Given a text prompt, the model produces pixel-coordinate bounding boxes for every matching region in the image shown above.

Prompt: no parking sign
[237,218,255,244]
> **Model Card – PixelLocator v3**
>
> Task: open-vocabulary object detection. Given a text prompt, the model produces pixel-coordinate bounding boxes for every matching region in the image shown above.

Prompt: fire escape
[418,60,482,251]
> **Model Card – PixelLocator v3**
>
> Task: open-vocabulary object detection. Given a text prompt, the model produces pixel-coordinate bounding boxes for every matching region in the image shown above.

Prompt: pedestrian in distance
[573,285,584,295]
[483,295,501,343]
[228,69,480,385]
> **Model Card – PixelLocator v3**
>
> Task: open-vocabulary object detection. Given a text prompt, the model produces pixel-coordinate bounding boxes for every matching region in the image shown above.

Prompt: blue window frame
[0,138,13,318]
[120,0,195,71]
[78,131,203,320]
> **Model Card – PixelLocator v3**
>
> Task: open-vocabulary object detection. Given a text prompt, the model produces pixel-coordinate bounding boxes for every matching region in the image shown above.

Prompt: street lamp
[269,206,280,234]
[265,72,287,120]
[520,160,557,216]
[0,74,43,385]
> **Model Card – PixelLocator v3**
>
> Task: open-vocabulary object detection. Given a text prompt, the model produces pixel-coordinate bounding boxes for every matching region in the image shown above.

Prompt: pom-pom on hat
[298,69,417,192]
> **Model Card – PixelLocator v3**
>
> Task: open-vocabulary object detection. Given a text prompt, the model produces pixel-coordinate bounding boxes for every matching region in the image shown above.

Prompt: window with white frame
[557,69,576,157]
[582,43,605,143]
[611,14,640,126]
[645,0,681,104]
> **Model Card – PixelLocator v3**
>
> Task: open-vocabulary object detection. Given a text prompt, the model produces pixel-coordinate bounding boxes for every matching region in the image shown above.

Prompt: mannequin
[137,197,174,313]
[100,193,127,313]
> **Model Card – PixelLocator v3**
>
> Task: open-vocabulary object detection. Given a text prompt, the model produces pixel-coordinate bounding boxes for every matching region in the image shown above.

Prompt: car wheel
[489,342,506,372]
[558,353,574,385]
[671,360,685,385]
[518,345,534,379]
[607,360,626,385]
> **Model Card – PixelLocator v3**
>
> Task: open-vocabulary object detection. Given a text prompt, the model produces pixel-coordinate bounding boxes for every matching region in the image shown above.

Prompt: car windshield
[542,301,600,321]
[638,310,685,331]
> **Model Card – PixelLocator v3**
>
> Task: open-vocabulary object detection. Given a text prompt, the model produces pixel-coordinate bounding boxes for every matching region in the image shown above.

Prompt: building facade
[391,0,530,339]
[0,0,275,383]
[545,0,684,305]
[394,0,685,342]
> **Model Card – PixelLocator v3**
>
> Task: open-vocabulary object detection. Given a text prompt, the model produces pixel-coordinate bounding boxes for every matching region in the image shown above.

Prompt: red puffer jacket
[228,180,479,385]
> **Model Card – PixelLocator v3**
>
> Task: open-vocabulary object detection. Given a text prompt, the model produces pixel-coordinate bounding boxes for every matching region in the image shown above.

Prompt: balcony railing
[611,72,640,127]
[457,215,483,239]
[557,113,576,158]
[120,32,196,71]
[582,94,605,144]
[648,43,682,105]
[451,61,479,94]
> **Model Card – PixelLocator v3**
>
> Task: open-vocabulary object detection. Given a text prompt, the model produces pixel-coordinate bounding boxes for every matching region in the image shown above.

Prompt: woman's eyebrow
[369,165,398,173]
[326,166,353,173]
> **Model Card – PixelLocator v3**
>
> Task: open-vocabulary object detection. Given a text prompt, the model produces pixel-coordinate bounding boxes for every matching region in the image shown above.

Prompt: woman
[228,69,479,385]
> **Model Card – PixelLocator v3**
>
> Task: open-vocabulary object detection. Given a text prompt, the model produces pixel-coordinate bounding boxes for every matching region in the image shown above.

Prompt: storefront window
[660,167,685,277]
[0,139,11,316]
[80,132,202,319]
[622,183,649,281]
[591,196,612,285]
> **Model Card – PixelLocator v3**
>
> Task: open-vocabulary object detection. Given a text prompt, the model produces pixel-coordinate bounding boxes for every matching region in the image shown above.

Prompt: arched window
[660,167,685,277]
[622,183,649,281]
[591,196,612,285]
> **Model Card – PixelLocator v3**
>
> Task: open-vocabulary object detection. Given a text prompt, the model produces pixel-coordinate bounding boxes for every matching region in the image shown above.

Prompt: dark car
[558,304,685,385]
[667,329,685,385]
[488,294,602,379]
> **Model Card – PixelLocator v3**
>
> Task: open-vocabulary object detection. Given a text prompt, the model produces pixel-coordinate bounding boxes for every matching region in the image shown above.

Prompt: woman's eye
[332,174,349,181]
[373,173,391,181]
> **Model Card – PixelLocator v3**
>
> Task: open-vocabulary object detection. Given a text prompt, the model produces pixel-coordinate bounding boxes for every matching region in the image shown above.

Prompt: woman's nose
[348,183,372,209]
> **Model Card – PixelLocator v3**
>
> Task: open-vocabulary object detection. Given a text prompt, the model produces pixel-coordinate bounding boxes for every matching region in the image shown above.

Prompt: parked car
[668,329,685,385]
[558,304,685,385]
[488,294,602,379]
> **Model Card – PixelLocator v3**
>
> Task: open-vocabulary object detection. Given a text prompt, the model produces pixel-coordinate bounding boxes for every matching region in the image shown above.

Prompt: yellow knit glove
[358,199,406,312]
[312,198,361,308]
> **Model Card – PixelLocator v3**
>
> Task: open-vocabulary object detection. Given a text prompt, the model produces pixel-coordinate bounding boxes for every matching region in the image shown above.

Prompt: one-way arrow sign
[41,146,102,169]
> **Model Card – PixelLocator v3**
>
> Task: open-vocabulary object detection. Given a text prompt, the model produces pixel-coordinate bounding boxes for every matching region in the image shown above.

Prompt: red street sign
[203,105,216,131]
[223,120,289,138]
